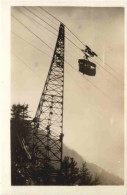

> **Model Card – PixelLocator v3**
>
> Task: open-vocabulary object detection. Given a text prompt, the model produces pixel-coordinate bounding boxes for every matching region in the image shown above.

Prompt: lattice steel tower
[32,23,65,170]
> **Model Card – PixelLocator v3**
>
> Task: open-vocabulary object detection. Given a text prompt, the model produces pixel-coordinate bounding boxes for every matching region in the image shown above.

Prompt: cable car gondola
[78,46,97,76]
[78,59,96,76]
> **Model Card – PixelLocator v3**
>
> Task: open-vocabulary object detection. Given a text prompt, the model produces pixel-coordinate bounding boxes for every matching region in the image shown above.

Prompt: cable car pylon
[32,23,65,170]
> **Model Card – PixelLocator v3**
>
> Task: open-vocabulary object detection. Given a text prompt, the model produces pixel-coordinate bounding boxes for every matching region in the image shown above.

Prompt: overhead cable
[40,7,122,78]
[12,31,52,58]
[23,7,82,51]
[12,15,54,51]
[12,13,121,101]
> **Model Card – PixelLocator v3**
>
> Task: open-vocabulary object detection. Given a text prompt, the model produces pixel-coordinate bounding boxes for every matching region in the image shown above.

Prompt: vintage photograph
[11,6,124,185]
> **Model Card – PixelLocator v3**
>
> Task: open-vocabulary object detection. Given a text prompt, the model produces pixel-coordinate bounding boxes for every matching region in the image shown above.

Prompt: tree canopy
[11,103,100,185]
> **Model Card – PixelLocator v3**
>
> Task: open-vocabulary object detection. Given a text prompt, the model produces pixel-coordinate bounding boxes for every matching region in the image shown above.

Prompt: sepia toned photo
[11,6,124,186]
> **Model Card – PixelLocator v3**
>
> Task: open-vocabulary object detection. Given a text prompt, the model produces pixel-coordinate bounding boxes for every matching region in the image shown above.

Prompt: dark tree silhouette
[11,104,33,185]
[79,162,100,185]
[61,156,79,185]
[11,104,30,120]
[11,104,100,185]
[11,103,56,185]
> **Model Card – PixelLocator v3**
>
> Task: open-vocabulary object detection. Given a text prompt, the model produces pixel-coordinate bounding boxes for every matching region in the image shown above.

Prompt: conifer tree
[79,162,100,185]
[61,156,79,185]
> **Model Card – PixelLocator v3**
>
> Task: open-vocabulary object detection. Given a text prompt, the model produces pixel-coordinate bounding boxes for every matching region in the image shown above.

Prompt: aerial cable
[13,50,111,102]
[66,40,123,84]
[12,32,114,103]
[12,14,121,101]
[20,7,81,51]
[40,7,61,24]
[28,8,122,82]
[65,61,121,106]
[12,30,80,73]
[12,31,53,58]
[65,60,112,101]
[40,7,87,48]
[12,15,54,51]
[65,47,120,85]
[12,52,43,81]
[65,36,81,50]
[97,56,122,77]
[65,64,109,102]
[66,41,83,56]
[17,7,58,37]
[66,41,123,84]
[40,7,122,78]
[37,7,74,39]
[23,7,82,51]
[37,7,59,27]
[18,7,77,51]
[23,7,59,32]
[15,10,58,48]
[89,57,123,84]
[67,32,122,80]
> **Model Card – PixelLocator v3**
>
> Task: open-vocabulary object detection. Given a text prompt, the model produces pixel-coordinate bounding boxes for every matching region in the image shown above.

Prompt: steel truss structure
[30,23,65,170]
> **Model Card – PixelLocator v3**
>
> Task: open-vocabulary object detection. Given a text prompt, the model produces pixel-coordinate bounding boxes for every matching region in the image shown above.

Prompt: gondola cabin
[78,59,96,76]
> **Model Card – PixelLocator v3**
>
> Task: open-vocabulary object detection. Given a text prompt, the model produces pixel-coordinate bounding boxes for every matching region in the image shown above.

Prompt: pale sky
[11,7,124,179]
